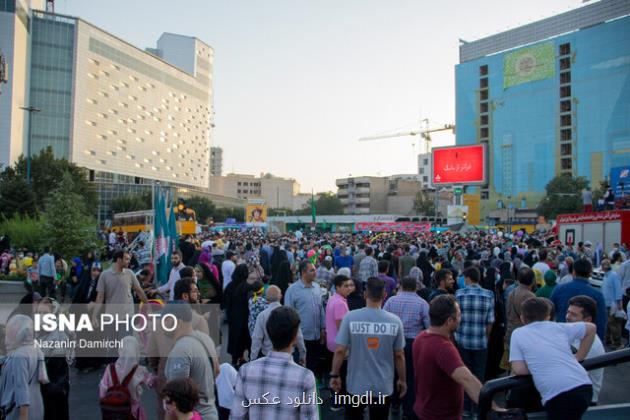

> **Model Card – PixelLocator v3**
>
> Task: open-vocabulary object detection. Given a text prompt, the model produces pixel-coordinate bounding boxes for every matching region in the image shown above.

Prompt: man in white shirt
[565,295,605,404]
[510,297,596,420]
[221,251,237,290]
[156,250,185,301]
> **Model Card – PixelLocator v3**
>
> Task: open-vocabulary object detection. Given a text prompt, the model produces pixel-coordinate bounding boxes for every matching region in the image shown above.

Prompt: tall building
[210,146,222,176]
[210,173,301,209]
[0,3,233,221]
[456,0,630,219]
[0,0,46,168]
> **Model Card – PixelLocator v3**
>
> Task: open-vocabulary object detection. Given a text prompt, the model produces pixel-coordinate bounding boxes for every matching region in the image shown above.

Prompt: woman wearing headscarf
[246,254,264,285]
[36,298,71,420]
[535,270,557,299]
[0,315,49,420]
[99,336,156,420]
[416,251,434,288]
[198,241,213,267]
[222,263,253,367]
[194,262,222,304]
[7,292,42,322]
[270,260,293,297]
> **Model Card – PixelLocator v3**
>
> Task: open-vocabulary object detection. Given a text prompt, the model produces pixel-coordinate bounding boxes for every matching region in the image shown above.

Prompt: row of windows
[558,43,573,172]
[89,38,209,102]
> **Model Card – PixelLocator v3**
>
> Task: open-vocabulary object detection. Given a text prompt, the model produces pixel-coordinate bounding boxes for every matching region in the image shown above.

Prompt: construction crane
[359,118,455,154]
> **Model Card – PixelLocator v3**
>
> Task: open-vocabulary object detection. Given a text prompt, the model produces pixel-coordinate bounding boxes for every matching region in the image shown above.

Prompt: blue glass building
[456,0,630,219]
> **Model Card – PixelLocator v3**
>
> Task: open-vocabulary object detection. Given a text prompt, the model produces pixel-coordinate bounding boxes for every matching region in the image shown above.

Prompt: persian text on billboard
[432,145,486,185]
[355,222,431,233]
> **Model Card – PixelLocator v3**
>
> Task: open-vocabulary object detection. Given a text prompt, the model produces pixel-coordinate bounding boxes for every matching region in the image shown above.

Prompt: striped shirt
[230,351,318,420]
[383,291,430,339]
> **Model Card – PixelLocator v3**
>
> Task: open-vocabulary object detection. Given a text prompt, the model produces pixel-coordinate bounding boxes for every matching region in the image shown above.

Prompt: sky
[56,0,586,193]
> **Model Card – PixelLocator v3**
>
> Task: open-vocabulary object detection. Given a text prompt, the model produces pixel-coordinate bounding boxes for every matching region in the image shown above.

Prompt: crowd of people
[1,226,629,419]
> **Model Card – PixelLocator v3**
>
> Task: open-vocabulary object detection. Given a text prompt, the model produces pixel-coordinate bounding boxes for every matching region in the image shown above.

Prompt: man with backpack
[164,302,220,420]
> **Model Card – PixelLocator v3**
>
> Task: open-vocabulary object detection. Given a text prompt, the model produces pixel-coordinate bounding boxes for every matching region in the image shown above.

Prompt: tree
[295,192,344,216]
[42,172,98,258]
[537,175,589,219]
[268,207,294,216]
[0,214,46,251]
[185,196,216,224]
[0,147,97,217]
[0,168,37,219]
[111,194,148,215]
[413,190,435,216]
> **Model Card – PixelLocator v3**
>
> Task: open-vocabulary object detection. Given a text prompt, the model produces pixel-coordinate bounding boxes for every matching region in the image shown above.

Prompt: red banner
[556,210,627,224]
[432,144,486,185]
[354,222,431,233]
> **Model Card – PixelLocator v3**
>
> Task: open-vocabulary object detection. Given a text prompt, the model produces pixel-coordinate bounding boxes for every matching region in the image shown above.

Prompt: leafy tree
[537,175,589,219]
[213,207,245,223]
[0,214,46,251]
[0,147,97,217]
[110,192,152,215]
[413,190,435,216]
[185,196,216,224]
[0,168,37,218]
[268,207,294,216]
[295,192,343,215]
[42,172,98,258]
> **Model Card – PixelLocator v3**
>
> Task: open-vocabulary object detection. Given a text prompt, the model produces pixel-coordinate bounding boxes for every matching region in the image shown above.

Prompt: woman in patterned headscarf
[0,314,49,420]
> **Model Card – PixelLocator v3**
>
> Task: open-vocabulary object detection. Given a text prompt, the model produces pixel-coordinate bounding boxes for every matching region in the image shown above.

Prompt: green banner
[504,42,555,89]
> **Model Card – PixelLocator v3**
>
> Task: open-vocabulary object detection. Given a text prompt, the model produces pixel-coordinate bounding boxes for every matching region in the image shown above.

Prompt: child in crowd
[162,377,203,420]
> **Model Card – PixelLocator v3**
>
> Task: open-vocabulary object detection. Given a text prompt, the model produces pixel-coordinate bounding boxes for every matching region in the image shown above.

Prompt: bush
[0,214,46,251]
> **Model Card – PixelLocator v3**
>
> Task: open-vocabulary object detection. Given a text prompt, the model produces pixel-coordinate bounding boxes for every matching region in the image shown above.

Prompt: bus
[112,208,198,235]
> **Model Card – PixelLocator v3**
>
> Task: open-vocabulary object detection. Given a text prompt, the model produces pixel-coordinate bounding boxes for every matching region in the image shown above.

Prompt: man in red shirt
[413,294,486,420]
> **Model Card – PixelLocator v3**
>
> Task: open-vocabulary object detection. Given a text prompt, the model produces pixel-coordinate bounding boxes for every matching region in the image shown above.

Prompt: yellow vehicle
[112,208,198,235]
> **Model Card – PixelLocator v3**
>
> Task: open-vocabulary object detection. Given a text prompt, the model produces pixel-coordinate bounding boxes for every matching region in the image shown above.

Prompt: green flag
[504,42,555,89]
[153,186,169,285]
[167,196,179,262]
[311,191,316,225]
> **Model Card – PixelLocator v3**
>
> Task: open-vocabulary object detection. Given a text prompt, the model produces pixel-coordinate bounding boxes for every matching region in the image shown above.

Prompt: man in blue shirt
[601,259,623,348]
[551,258,607,340]
[37,247,57,298]
[285,260,326,378]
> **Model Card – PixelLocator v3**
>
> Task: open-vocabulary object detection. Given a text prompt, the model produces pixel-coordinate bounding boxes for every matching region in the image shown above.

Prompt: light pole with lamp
[19,106,41,183]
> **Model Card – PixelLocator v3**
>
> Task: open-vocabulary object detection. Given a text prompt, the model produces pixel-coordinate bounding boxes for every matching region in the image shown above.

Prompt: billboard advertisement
[432,144,487,185]
[246,199,267,224]
[610,166,630,197]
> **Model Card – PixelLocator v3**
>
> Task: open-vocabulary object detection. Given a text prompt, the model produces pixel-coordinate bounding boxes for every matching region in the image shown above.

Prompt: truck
[556,210,630,253]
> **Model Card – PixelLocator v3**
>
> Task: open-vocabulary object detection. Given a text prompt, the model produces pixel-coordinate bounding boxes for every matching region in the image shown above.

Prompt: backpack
[100,363,138,420]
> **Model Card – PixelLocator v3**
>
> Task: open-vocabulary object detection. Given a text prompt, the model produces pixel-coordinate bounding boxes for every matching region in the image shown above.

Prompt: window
[561,129,572,141]
[559,57,571,70]
[480,90,488,100]
[479,65,488,76]
[559,43,570,56]
[480,115,489,125]
[480,127,489,138]
[419,168,424,174]
[480,102,489,113]
[560,100,571,112]
[423,176,428,182]
[560,85,571,98]
[479,77,488,89]
[560,144,572,155]
[560,114,571,127]
[481,191,489,199]
[561,158,572,170]
[423,159,428,165]
[560,71,571,84]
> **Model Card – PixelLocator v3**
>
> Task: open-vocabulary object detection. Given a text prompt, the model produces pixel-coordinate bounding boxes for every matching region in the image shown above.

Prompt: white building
[417,152,433,189]
[210,146,222,176]
[0,3,227,221]
[210,173,303,209]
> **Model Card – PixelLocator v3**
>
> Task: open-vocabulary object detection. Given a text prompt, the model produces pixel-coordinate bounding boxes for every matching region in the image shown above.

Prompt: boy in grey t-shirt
[331,277,406,418]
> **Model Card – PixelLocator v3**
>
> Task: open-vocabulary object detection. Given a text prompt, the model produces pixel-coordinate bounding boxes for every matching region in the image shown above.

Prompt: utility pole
[19,106,42,183]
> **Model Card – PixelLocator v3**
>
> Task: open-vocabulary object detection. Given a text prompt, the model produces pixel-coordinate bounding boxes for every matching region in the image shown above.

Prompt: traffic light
[454,187,463,195]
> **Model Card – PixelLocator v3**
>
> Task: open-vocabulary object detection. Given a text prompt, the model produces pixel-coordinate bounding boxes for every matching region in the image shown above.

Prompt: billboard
[432,144,487,185]
[354,222,431,233]
[246,199,267,224]
[610,166,630,197]
[504,42,555,89]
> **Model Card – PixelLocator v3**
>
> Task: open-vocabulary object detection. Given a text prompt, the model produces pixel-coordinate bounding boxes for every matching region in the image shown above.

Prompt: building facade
[1,2,226,221]
[210,173,302,209]
[336,175,433,215]
[210,146,222,176]
[417,153,433,189]
[456,0,630,220]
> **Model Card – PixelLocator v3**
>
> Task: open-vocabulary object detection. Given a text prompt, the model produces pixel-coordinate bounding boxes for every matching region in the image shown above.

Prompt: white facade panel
[71,21,213,188]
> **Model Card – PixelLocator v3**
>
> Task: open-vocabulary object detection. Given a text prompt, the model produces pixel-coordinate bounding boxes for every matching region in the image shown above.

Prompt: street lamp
[19,106,41,183]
